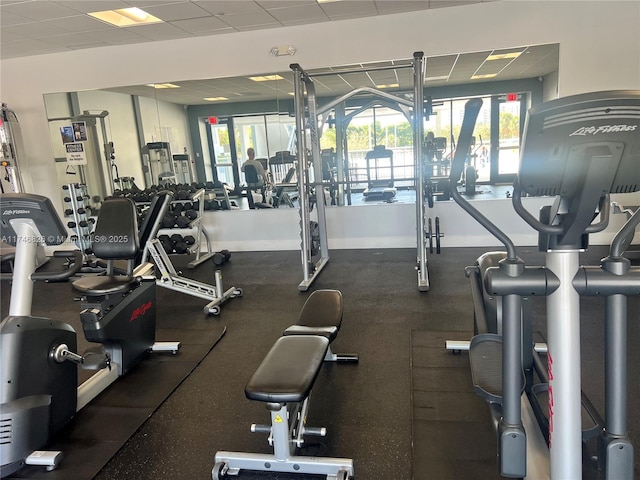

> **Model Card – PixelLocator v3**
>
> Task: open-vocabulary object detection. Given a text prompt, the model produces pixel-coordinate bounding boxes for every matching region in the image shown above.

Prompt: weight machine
[291,52,437,291]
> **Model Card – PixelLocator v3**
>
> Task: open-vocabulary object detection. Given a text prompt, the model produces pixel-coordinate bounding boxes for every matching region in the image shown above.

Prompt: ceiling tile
[1,1,80,21]
[0,10,33,27]
[319,0,378,17]
[257,0,317,7]
[2,21,70,38]
[265,4,327,23]
[193,1,264,16]
[44,14,115,33]
[128,22,196,40]
[142,2,213,22]
[172,15,233,32]
[53,1,131,14]
[217,10,280,28]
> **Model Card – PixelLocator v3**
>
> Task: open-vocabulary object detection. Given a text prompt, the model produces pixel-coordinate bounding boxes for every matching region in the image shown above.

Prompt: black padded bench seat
[245,335,329,404]
[283,289,342,340]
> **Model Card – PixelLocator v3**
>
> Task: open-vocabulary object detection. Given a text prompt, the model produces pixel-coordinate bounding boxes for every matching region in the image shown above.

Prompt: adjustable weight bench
[213,289,356,480]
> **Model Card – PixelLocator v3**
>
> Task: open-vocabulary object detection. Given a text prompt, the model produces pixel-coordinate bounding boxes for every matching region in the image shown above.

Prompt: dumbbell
[183,235,196,245]
[158,235,174,254]
[176,216,191,228]
[212,249,231,266]
[162,214,177,228]
[184,209,198,221]
[174,242,189,254]
[172,203,185,214]
[169,234,190,254]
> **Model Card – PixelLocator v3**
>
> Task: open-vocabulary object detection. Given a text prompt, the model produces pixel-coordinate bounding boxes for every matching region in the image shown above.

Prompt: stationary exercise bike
[446,91,640,479]
[0,193,179,476]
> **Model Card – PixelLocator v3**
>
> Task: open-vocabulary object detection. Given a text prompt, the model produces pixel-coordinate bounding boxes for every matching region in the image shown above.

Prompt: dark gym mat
[411,330,501,480]
[3,247,639,479]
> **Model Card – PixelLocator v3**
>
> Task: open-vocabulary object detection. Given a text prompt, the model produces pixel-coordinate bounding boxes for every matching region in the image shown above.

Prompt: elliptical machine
[0,194,179,476]
[446,91,640,479]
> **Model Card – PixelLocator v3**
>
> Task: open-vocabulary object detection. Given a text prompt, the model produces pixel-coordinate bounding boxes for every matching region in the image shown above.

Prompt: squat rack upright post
[291,63,330,291]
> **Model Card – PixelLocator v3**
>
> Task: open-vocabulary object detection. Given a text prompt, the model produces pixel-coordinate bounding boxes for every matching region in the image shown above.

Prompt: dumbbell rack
[62,183,96,268]
[157,188,216,268]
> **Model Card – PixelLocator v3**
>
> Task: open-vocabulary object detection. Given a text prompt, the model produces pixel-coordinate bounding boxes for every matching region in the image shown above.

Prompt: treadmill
[362,145,397,202]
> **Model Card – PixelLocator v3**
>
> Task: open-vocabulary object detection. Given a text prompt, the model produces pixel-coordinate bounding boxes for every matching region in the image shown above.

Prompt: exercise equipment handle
[31,250,83,282]
[449,98,483,184]
[449,99,518,260]
[611,207,640,258]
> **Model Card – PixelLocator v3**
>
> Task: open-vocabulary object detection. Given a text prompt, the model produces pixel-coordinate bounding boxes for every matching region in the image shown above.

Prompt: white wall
[2,0,639,250]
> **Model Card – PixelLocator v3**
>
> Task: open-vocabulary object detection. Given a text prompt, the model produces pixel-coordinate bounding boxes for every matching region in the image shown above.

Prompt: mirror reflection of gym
[43,43,559,213]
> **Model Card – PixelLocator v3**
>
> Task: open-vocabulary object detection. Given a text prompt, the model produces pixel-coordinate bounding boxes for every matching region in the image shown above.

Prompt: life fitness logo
[570,124,637,136]
[130,301,153,323]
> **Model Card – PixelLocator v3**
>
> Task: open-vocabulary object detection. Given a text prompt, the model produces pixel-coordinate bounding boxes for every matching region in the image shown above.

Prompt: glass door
[492,96,523,184]
[206,118,239,190]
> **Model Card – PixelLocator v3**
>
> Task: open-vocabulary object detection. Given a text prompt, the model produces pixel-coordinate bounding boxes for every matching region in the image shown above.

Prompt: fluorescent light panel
[425,75,449,82]
[147,83,180,89]
[204,97,229,101]
[376,83,399,89]
[471,74,498,80]
[249,75,284,82]
[89,7,163,27]
[486,52,523,61]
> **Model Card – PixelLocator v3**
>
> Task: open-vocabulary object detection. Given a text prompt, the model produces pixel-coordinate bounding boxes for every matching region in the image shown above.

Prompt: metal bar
[605,293,627,436]
[501,294,522,427]
[413,52,428,291]
[546,250,582,479]
[302,74,329,261]
[291,64,312,285]
[318,86,413,115]
[8,222,38,317]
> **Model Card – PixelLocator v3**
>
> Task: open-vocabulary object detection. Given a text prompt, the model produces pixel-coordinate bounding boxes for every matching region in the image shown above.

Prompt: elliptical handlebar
[449,98,483,185]
[449,98,517,259]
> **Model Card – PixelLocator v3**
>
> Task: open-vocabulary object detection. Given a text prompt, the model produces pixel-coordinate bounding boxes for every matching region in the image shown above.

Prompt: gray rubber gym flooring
[1,246,638,479]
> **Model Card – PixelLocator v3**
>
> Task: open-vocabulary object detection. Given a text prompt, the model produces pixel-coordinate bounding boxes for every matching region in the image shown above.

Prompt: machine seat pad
[245,335,329,404]
[72,275,138,295]
[283,289,343,342]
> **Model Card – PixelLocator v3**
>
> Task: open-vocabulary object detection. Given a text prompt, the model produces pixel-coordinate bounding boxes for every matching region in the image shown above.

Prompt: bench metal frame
[214,394,353,479]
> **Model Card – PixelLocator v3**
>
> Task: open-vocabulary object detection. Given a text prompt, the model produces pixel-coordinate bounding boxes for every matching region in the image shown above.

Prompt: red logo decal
[130,301,153,322]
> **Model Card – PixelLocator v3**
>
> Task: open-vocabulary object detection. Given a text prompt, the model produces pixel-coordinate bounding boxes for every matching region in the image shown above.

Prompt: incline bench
[213,289,358,480]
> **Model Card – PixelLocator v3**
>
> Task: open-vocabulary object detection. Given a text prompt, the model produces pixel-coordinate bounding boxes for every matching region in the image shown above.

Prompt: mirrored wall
[43,43,559,211]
